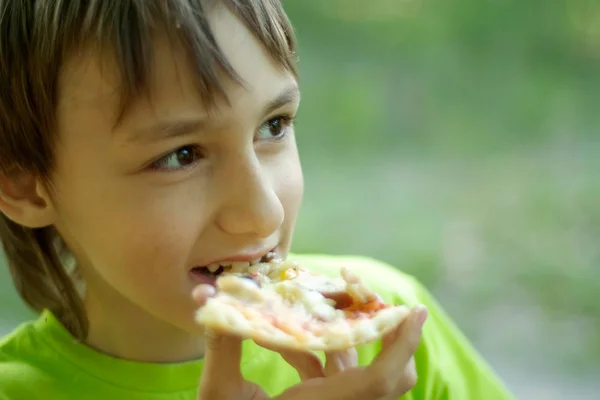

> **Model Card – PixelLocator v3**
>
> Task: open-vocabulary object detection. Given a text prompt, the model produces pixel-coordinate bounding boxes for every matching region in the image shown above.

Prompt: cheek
[53,170,209,284]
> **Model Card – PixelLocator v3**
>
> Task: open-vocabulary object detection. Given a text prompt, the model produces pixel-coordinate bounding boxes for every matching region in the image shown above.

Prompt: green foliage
[284,0,600,371]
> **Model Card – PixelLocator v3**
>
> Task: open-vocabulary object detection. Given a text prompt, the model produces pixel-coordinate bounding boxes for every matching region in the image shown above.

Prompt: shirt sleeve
[404,278,516,400]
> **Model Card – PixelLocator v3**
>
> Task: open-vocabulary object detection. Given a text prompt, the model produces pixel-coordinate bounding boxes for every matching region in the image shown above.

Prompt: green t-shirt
[0,254,515,399]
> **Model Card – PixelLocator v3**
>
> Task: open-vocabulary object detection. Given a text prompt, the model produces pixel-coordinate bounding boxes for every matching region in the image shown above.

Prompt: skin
[0,4,428,399]
[56,5,303,362]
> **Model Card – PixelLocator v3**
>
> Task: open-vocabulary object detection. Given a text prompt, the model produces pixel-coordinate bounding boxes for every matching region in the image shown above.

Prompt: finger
[275,368,371,400]
[376,358,418,400]
[280,350,325,381]
[376,305,427,365]
[381,320,402,349]
[394,356,417,397]
[324,348,358,377]
[192,284,216,306]
[275,347,411,400]
[405,356,416,376]
[277,308,428,400]
[380,305,420,350]
[255,340,325,381]
[277,364,411,400]
[200,329,245,389]
[367,305,427,396]
[199,330,272,400]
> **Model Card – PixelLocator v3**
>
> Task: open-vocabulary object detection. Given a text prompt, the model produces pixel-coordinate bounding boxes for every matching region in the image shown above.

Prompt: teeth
[204,255,276,272]
[207,263,221,272]
[264,251,279,262]
[231,261,250,269]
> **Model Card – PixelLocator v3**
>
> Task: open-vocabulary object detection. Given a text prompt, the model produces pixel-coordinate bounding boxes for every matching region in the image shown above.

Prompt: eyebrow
[124,84,300,144]
[125,119,208,144]
[263,84,300,117]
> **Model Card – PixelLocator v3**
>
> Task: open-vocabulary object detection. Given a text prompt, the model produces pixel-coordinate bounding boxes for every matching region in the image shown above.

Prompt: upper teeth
[206,257,263,272]
[207,263,221,272]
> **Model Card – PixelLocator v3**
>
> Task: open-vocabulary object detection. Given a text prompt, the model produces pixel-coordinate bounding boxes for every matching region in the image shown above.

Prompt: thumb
[202,329,244,379]
[198,329,245,399]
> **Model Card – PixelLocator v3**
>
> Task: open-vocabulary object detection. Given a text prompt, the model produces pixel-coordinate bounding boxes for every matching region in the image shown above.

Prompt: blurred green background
[2,0,600,398]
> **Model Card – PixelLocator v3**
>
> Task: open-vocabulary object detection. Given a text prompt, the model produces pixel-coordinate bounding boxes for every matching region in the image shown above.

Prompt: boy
[0,1,515,399]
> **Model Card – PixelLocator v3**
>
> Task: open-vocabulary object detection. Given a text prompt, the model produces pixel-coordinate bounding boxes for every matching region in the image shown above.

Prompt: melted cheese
[220,259,377,325]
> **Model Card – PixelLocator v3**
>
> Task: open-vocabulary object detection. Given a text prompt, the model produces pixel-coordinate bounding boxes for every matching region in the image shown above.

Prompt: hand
[192,284,428,400]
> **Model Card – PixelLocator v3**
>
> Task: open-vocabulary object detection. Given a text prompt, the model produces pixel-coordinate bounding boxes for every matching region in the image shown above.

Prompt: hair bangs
[48,0,297,123]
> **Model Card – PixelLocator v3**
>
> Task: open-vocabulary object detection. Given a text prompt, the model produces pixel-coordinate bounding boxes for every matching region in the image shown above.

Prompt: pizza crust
[194,260,411,351]
[197,297,410,351]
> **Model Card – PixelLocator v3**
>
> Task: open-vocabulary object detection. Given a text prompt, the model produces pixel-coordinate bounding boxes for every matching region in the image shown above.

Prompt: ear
[0,170,56,228]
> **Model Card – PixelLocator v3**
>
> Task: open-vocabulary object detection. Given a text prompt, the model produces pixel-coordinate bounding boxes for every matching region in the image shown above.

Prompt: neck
[83,289,205,363]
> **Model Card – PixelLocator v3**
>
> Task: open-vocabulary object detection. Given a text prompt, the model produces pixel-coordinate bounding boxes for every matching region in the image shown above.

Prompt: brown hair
[0,0,297,339]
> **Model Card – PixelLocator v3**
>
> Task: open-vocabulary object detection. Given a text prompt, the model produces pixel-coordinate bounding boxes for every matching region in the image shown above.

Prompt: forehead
[56,6,297,130]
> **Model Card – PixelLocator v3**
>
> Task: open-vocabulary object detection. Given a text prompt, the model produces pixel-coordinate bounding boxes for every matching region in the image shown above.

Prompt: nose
[215,154,284,238]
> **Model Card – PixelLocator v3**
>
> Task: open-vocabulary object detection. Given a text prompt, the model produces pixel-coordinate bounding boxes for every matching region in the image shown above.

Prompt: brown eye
[267,118,282,135]
[151,145,201,171]
[256,116,293,140]
[175,147,195,165]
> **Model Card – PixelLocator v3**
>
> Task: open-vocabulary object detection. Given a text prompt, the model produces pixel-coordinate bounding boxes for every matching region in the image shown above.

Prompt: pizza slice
[194,254,410,351]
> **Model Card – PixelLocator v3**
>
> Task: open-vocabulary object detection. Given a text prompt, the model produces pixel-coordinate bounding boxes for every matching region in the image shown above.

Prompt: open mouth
[190,251,278,281]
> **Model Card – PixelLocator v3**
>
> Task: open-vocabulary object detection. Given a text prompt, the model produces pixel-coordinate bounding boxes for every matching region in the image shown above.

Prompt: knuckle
[204,331,224,353]
[406,331,422,354]
[198,386,220,400]
[397,365,418,393]
[405,367,418,388]
[367,367,397,397]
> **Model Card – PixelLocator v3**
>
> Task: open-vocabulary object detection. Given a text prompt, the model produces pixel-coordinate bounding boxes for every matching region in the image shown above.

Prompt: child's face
[49,8,303,335]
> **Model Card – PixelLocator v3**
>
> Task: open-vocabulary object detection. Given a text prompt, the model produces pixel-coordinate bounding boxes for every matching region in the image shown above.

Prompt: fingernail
[413,305,428,330]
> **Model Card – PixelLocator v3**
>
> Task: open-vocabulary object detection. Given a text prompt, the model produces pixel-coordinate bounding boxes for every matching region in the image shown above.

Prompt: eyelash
[149,145,203,172]
[149,114,296,172]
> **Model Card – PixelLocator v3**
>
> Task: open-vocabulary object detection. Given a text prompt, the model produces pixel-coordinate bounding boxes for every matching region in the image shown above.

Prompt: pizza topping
[216,274,267,302]
[269,315,307,341]
[212,261,384,322]
[196,258,410,351]
[195,259,413,351]
[341,268,378,304]
[290,272,346,293]
[269,280,341,322]
[240,273,262,287]
[278,266,299,281]
[322,291,354,310]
